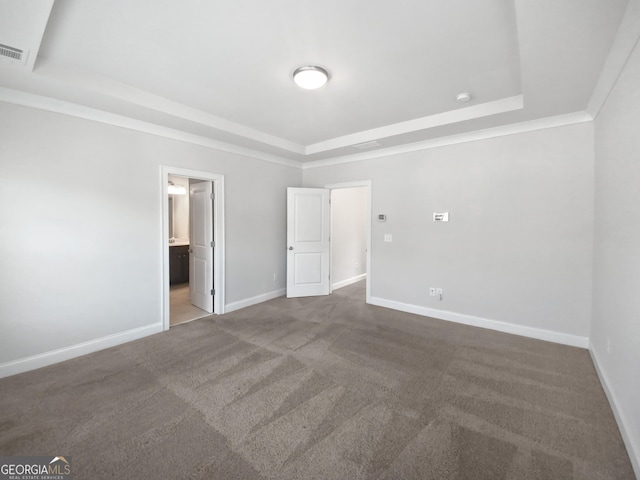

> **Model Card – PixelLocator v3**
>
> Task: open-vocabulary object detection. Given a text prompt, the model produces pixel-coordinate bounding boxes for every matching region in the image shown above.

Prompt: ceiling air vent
[0,43,26,64]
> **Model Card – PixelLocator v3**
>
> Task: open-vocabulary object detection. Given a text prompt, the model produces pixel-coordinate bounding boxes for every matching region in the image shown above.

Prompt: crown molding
[302,111,593,170]
[305,95,524,155]
[33,62,525,158]
[1,86,593,172]
[14,60,532,160]
[0,86,303,169]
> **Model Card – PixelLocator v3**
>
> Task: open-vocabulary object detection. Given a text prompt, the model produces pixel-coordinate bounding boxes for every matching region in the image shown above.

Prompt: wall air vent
[0,43,26,65]
[353,140,382,150]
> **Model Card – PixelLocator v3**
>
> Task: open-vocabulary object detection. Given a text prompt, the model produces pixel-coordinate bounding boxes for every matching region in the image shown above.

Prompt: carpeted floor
[0,281,634,479]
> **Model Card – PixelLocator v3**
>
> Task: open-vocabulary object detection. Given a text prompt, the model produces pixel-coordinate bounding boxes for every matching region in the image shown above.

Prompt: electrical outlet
[429,288,436,296]
[273,273,279,282]
[436,288,443,300]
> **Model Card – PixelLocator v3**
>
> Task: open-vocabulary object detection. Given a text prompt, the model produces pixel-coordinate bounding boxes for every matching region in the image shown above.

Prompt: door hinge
[210,241,215,248]
[210,193,215,200]
[211,289,215,296]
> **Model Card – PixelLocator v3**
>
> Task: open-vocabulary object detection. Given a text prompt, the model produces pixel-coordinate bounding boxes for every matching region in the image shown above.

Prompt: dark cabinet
[170,245,189,285]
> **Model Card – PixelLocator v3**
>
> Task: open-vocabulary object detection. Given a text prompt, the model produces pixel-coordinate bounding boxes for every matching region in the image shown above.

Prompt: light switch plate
[384,234,392,242]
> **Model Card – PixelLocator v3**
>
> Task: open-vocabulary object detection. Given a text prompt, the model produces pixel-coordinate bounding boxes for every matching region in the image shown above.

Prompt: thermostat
[433,212,449,222]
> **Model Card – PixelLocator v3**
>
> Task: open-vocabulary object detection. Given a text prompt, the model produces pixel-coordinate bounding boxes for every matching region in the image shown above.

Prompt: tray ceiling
[0,0,630,163]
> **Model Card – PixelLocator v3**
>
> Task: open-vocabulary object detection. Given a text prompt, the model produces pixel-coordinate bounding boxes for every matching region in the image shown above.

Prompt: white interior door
[189,181,213,312]
[287,187,331,298]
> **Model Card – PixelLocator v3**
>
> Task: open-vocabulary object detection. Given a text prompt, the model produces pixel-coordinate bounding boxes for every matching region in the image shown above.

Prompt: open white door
[189,181,213,312]
[287,187,331,298]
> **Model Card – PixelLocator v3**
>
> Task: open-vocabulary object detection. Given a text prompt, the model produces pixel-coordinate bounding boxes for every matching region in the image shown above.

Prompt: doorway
[161,167,225,331]
[326,181,372,303]
[168,174,203,326]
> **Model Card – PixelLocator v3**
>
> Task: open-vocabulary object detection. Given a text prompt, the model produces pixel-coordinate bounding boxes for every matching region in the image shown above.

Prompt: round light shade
[293,66,329,90]
[456,92,472,103]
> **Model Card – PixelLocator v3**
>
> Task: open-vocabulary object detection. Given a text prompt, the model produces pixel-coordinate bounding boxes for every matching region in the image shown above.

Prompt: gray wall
[0,101,301,365]
[330,187,367,287]
[304,123,595,339]
[592,33,640,472]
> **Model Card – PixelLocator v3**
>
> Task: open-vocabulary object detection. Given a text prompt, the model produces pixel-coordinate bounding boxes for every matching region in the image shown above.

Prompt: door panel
[287,187,330,298]
[189,182,213,312]
[295,253,323,284]
[294,194,323,242]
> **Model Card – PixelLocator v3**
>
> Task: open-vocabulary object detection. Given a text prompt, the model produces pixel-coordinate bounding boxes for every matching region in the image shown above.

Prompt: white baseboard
[225,288,286,313]
[368,296,589,348]
[589,343,640,478]
[0,323,163,379]
[332,273,366,291]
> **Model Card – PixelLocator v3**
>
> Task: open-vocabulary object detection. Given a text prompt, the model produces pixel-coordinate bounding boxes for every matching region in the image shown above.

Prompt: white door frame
[161,166,225,331]
[325,180,372,304]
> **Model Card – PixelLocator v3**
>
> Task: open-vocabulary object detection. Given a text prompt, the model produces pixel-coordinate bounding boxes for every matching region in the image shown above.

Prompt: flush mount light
[456,92,472,103]
[293,66,329,90]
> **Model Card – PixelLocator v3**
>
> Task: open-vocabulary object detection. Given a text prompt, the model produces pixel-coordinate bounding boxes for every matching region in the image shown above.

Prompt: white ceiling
[0,0,630,164]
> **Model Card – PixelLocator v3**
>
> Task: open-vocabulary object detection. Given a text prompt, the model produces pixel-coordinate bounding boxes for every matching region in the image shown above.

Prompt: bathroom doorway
[168,175,210,326]
[161,167,225,330]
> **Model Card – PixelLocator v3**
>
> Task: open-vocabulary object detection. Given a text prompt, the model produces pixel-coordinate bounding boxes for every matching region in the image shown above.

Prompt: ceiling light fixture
[168,182,186,195]
[293,66,329,90]
[456,92,472,103]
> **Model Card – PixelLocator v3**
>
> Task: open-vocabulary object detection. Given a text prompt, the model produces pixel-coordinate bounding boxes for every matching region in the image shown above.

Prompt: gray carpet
[0,281,634,479]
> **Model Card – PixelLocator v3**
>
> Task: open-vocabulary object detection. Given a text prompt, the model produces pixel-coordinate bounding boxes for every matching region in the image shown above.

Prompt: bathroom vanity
[169,244,189,285]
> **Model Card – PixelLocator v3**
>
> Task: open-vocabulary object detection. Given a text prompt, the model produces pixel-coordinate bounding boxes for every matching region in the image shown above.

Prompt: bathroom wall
[168,174,189,242]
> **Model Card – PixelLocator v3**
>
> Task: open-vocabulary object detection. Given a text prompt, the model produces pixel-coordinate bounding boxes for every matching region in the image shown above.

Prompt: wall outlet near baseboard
[429,287,436,296]
[273,273,279,282]
[436,288,443,300]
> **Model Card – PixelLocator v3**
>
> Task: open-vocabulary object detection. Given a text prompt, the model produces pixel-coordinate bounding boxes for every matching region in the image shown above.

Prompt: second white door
[286,187,331,298]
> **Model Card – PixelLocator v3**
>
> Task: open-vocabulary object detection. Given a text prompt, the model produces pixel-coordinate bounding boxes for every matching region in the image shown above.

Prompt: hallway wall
[331,186,367,288]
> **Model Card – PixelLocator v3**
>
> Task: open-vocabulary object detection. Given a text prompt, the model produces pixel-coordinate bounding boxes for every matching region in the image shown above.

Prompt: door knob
[288,246,294,250]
